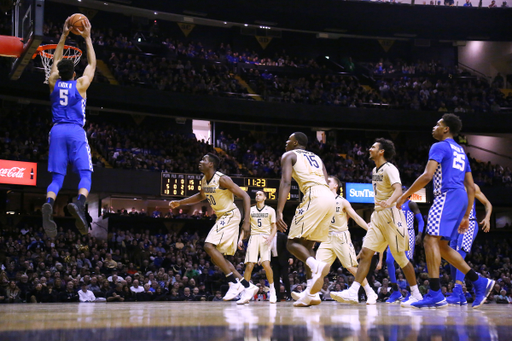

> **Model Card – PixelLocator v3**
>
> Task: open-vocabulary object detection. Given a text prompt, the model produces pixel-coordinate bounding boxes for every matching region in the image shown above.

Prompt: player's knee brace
[395,253,410,269]
[78,170,92,192]
[47,173,65,195]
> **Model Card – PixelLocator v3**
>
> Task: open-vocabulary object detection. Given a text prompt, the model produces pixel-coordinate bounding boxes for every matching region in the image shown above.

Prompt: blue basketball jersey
[428,138,471,197]
[401,199,415,230]
[50,80,86,127]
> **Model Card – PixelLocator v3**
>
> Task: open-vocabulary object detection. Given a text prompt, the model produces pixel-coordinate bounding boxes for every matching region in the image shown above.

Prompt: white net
[38,45,82,84]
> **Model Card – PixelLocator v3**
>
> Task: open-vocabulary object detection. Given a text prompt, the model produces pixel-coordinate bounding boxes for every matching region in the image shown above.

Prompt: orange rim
[32,44,82,59]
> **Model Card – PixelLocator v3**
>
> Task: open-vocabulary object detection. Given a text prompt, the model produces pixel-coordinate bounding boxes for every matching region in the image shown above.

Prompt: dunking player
[42,16,96,238]
[447,184,492,305]
[385,190,424,304]
[276,132,335,307]
[237,190,278,304]
[295,175,378,304]
[332,139,423,305]
[169,153,252,300]
[397,114,495,309]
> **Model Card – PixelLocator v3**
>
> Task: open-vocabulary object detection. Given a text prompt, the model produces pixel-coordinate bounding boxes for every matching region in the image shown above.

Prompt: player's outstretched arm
[342,198,368,230]
[397,160,438,208]
[219,175,251,238]
[48,17,71,89]
[474,184,492,233]
[277,152,295,232]
[169,191,206,209]
[77,19,96,93]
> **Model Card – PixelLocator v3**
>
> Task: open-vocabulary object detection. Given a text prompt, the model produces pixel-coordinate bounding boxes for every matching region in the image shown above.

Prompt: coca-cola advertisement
[0,160,37,186]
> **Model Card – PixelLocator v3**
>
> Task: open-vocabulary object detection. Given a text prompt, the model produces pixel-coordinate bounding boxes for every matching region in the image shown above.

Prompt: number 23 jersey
[428,138,471,196]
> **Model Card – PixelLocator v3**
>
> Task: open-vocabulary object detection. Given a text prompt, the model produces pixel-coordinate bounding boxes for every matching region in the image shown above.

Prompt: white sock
[270,283,275,292]
[350,282,361,293]
[306,257,318,273]
[363,283,373,294]
[410,285,421,297]
[307,279,313,289]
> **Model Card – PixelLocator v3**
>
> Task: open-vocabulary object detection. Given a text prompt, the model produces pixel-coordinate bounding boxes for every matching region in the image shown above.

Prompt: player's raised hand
[77,18,92,38]
[276,212,288,232]
[169,201,180,209]
[62,17,72,36]
[479,218,491,233]
[458,217,470,234]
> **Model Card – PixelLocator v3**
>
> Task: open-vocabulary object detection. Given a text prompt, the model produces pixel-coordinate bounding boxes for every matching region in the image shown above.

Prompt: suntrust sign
[346,183,374,203]
[345,182,428,204]
[0,160,37,186]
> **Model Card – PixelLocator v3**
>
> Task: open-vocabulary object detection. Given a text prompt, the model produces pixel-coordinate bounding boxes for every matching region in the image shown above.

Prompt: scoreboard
[161,173,301,202]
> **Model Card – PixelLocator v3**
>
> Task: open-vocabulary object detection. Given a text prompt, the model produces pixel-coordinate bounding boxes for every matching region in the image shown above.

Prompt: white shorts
[288,185,335,243]
[316,230,358,268]
[364,207,409,254]
[205,208,240,256]
[245,234,272,264]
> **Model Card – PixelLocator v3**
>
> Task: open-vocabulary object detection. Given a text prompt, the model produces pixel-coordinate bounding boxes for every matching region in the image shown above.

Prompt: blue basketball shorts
[406,228,415,260]
[426,189,467,241]
[455,219,478,253]
[48,123,93,175]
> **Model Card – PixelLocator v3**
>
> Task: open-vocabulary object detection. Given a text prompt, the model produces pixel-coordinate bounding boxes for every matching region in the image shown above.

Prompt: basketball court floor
[0,301,510,340]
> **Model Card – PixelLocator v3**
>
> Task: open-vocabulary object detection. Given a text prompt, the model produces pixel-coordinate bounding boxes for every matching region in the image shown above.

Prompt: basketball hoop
[34,44,82,84]
[0,36,24,58]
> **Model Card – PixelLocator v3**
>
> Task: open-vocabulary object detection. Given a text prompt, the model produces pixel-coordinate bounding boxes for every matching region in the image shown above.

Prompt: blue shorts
[406,228,415,260]
[48,123,93,175]
[426,189,467,241]
[453,220,478,253]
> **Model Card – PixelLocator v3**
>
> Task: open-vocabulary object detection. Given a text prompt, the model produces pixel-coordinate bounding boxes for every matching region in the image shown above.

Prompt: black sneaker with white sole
[67,201,89,235]
[42,203,57,238]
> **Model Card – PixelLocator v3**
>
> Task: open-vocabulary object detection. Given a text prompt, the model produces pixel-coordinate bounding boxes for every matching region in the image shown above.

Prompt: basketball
[69,13,87,35]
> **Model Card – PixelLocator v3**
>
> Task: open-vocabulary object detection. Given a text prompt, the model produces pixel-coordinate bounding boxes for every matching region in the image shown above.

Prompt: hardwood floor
[0,301,510,340]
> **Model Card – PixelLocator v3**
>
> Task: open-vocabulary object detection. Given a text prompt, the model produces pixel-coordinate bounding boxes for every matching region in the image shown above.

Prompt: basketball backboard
[10,0,45,80]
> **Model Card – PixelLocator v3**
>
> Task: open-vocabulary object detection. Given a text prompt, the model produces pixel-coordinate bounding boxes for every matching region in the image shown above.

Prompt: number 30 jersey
[250,205,276,234]
[201,171,237,214]
[428,138,471,196]
[50,80,86,127]
[291,149,328,194]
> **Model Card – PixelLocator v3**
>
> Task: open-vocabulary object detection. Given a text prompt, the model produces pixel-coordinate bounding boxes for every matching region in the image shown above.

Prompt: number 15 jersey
[291,149,328,194]
[428,138,471,197]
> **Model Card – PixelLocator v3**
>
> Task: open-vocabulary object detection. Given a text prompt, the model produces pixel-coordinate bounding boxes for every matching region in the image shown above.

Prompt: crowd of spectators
[217,129,512,188]
[244,71,383,108]
[1,215,511,305]
[86,120,240,175]
[368,59,511,113]
[1,105,510,189]
[107,53,247,96]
